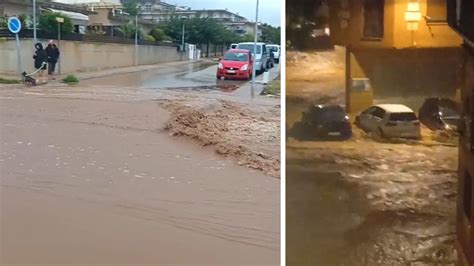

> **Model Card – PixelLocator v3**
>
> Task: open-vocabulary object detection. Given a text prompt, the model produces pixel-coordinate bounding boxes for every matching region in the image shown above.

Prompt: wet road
[0,61,280,265]
[81,60,279,94]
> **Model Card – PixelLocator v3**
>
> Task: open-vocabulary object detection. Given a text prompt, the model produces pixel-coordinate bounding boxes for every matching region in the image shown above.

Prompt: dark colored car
[291,105,352,140]
[419,98,460,132]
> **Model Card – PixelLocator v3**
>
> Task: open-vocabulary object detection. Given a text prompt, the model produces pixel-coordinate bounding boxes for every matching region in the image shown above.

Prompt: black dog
[22,72,37,86]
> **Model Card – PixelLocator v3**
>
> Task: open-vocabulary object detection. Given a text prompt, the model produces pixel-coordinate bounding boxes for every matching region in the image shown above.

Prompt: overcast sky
[170,0,281,26]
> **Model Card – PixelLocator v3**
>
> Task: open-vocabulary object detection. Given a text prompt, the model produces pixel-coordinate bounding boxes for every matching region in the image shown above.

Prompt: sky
[170,0,281,26]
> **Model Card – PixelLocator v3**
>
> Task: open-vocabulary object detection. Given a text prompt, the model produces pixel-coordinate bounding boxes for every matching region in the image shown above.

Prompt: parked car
[292,104,352,140]
[418,97,460,132]
[267,49,275,69]
[267,44,280,64]
[355,104,421,139]
[236,42,269,74]
[216,49,253,80]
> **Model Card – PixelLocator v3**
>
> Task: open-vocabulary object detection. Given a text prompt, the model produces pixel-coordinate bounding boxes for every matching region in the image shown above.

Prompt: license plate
[227,70,236,74]
[328,132,341,136]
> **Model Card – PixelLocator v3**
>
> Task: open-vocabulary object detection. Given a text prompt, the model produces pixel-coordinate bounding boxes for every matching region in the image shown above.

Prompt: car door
[359,107,377,130]
[262,44,268,69]
[371,107,386,131]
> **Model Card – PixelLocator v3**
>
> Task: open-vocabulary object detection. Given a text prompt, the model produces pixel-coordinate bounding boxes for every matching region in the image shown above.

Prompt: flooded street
[286,50,458,265]
[0,60,280,265]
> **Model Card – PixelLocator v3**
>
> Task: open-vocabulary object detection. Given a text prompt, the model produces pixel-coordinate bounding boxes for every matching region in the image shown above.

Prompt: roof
[48,8,89,21]
[226,49,251,53]
[237,42,266,45]
[376,104,414,113]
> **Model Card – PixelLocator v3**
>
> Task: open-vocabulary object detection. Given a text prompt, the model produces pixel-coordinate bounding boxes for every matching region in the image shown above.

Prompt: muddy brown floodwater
[286,50,459,265]
[0,60,280,265]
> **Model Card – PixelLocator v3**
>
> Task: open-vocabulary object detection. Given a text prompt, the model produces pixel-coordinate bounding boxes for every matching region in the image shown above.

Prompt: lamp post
[135,14,138,65]
[33,0,37,42]
[181,16,187,52]
[250,0,259,99]
[56,17,64,75]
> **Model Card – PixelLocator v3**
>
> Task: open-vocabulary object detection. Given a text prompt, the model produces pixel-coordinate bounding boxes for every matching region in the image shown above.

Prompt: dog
[22,72,37,87]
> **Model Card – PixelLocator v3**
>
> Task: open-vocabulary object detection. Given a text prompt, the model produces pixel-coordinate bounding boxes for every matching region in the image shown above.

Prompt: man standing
[45,40,60,80]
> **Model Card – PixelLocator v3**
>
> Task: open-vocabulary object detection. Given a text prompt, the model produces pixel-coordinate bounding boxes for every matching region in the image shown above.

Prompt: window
[145,4,152,12]
[389,112,418,121]
[372,107,386,119]
[427,0,447,21]
[363,0,384,39]
[463,172,472,221]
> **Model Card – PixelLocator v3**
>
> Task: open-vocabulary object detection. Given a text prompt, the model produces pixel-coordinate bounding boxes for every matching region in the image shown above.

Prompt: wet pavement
[0,60,280,265]
[286,50,459,266]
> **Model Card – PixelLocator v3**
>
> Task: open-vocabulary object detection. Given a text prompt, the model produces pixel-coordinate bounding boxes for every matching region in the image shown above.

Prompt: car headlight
[218,63,224,69]
[241,64,248,71]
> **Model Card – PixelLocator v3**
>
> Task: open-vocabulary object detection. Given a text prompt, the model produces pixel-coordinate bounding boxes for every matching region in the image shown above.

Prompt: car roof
[227,49,250,53]
[237,42,265,45]
[311,104,345,112]
[375,104,414,113]
[267,44,280,47]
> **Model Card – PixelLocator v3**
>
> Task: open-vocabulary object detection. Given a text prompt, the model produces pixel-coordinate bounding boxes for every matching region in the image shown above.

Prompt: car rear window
[389,112,417,121]
[236,44,262,54]
[223,52,248,62]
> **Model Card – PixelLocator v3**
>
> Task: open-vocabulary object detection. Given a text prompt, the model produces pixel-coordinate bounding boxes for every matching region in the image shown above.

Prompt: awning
[47,8,89,26]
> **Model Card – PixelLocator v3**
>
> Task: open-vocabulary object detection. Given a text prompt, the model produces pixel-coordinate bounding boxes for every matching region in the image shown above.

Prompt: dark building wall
[456,43,474,266]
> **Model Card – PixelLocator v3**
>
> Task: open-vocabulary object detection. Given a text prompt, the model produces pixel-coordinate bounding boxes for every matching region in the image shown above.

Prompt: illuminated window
[427,0,447,21]
[363,0,384,39]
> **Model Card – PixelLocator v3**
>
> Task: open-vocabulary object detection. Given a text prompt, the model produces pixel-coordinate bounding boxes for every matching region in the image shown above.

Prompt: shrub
[144,34,155,42]
[39,12,73,34]
[62,74,79,84]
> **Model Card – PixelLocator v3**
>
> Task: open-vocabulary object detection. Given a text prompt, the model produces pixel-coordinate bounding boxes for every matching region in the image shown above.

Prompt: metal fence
[0,29,178,47]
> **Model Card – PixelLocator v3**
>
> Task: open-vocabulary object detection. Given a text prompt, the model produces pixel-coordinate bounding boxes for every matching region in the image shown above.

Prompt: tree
[122,0,139,16]
[117,21,143,39]
[160,17,241,45]
[149,28,170,41]
[39,12,73,34]
[260,24,281,44]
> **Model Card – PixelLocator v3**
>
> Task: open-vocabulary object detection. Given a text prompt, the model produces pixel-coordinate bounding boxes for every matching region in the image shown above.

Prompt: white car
[355,104,421,139]
[267,44,280,64]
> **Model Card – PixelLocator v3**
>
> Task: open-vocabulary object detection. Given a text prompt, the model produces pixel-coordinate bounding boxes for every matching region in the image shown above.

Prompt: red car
[216,49,253,80]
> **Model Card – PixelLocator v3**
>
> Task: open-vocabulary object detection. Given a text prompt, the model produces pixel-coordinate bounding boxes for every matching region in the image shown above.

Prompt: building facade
[328,0,463,113]
[447,1,474,265]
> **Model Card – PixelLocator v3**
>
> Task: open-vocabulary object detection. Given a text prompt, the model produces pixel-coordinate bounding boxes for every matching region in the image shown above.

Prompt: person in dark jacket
[33,42,47,83]
[45,40,60,80]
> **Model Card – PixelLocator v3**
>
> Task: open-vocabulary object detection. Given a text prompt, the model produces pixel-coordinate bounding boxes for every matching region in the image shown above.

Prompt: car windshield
[311,107,346,123]
[389,112,417,121]
[237,44,261,54]
[223,52,248,62]
[268,46,279,52]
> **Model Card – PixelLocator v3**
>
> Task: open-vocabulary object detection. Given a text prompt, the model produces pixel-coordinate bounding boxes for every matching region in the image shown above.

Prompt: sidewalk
[0,59,208,83]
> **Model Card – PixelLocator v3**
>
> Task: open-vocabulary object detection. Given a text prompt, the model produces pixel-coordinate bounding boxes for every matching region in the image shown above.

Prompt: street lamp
[135,14,138,65]
[181,16,187,52]
[250,0,259,99]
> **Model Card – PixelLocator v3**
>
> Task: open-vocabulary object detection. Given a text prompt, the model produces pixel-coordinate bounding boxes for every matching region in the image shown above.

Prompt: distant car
[217,49,253,80]
[267,44,280,64]
[236,42,269,74]
[419,98,460,132]
[355,104,421,139]
[292,104,352,140]
[230,43,238,49]
[267,49,275,69]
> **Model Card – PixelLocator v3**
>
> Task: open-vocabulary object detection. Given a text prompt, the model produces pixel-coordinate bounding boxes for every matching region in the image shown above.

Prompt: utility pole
[135,14,138,66]
[33,0,37,42]
[250,0,259,99]
[181,22,185,52]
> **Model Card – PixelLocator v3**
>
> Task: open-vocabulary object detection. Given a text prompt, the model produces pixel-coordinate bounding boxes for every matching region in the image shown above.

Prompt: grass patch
[0,77,21,84]
[261,77,281,96]
[62,74,79,84]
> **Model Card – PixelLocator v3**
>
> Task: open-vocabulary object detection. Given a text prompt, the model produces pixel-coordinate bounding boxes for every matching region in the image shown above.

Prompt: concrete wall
[0,39,183,75]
